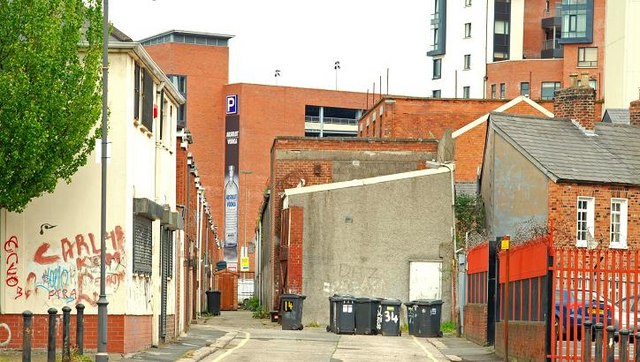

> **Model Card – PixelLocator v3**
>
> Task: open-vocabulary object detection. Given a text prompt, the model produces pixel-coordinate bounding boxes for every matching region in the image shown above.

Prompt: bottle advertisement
[224,95,239,270]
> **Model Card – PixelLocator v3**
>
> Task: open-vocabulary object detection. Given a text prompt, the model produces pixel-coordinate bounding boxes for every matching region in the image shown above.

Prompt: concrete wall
[287,170,454,327]
[481,127,549,240]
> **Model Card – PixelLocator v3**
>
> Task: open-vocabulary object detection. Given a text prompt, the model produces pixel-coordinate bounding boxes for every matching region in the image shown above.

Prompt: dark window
[169,75,187,128]
[541,81,561,100]
[500,83,506,99]
[134,64,141,120]
[520,82,530,97]
[161,226,173,279]
[465,23,471,38]
[433,59,442,79]
[432,90,441,98]
[428,0,446,56]
[142,68,154,131]
[463,86,470,99]
[491,84,496,99]
[577,47,597,67]
[133,215,153,275]
[560,0,593,43]
[464,54,471,70]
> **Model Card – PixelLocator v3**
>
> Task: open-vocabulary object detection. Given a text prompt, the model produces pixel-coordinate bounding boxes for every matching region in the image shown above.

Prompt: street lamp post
[274,69,281,85]
[96,0,110,361]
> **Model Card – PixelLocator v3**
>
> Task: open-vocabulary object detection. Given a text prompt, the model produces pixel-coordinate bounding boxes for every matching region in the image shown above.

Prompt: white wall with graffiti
[0,46,183,330]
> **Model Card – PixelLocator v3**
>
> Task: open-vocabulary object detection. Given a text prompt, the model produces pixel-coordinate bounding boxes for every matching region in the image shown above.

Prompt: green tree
[0,0,103,212]
[454,193,486,245]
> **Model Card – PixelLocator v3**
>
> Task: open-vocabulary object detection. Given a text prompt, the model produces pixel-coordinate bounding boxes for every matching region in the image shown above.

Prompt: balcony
[430,12,440,27]
[305,115,357,126]
[541,39,563,59]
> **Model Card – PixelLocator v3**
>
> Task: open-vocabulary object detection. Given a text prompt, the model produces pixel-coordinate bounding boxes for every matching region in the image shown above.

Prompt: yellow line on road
[213,331,251,361]
[412,335,437,362]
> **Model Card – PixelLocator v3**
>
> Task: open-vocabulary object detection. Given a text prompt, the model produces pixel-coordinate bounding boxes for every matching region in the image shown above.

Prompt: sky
[110,0,430,97]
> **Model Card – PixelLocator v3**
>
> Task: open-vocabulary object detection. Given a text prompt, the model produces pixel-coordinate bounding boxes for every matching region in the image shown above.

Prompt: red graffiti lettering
[89,233,99,254]
[25,272,37,299]
[34,243,60,265]
[15,286,23,299]
[61,237,73,262]
[3,236,17,252]
[6,276,17,287]
[75,234,90,257]
[5,252,18,266]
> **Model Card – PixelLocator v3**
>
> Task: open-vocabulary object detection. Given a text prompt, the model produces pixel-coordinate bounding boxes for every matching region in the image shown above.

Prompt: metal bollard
[595,323,604,362]
[635,332,640,362]
[584,321,593,362]
[606,326,616,362]
[22,311,33,362]
[47,308,57,362]
[62,306,71,362]
[76,303,85,355]
[619,329,629,362]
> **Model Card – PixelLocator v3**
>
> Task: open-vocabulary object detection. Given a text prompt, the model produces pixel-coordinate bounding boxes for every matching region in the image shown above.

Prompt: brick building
[357,96,555,194]
[259,137,439,310]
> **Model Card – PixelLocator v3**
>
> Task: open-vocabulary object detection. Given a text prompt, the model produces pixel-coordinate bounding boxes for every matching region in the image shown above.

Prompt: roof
[602,109,630,125]
[138,30,234,46]
[452,96,554,139]
[490,113,640,185]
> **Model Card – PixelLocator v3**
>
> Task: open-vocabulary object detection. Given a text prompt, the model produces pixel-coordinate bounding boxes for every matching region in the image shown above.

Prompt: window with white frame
[464,23,471,38]
[576,196,594,247]
[610,198,628,248]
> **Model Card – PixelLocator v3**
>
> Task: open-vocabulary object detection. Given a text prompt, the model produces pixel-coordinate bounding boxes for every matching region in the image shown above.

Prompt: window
[433,28,440,49]
[169,75,187,128]
[463,86,470,99]
[433,59,442,79]
[520,82,530,97]
[495,20,510,35]
[134,64,141,120]
[499,83,506,99]
[464,54,471,70]
[560,0,592,42]
[141,68,154,131]
[541,81,561,100]
[432,90,441,98]
[576,196,594,247]
[610,199,628,248]
[491,84,496,99]
[577,47,597,67]
[465,23,472,38]
[465,0,472,6]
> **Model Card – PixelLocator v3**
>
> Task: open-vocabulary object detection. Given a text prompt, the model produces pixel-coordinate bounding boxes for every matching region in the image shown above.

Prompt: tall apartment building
[427,0,605,102]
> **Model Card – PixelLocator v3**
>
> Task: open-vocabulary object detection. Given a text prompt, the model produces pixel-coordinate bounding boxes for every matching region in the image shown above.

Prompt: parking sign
[226,94,238,115]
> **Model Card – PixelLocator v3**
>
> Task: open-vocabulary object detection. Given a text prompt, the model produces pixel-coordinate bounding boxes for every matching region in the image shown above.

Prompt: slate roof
[602,109,630,125]
[490,112,640,185]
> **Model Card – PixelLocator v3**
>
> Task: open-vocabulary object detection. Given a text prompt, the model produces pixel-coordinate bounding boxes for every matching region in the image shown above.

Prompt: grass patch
[305,321,321,328]
[252,306,269,319]
[440,321,456,334]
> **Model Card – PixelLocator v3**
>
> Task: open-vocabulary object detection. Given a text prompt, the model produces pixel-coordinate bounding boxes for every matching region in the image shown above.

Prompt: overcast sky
[110,0,430,97]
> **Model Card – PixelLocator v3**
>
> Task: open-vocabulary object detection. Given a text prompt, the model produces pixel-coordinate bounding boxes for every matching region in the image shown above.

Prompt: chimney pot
[580,72,591,88]
[630,100,640,127]
[569,73,579,87]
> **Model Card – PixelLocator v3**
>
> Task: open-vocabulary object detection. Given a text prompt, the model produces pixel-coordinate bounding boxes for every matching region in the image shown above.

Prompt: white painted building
[0,33,185,353]
[604,0,640,109]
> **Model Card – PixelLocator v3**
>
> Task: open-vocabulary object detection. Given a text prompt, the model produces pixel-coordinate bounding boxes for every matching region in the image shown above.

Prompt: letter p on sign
[226,95,238,115]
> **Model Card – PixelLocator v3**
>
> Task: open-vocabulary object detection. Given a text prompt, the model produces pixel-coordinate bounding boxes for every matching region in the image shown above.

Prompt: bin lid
[281,293,306,300]
[355,297,372,303]
[331,295,356,302]
[380,298,402,306]
[411,299,443,306]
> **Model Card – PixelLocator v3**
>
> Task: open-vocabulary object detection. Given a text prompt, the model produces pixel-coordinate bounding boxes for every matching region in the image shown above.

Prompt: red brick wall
[165,314,176,342]
[487,59,564,100]
[522,0,548,59]
[494,321,546,362]
[548,182,640,248]
[285,207,304,294]
[553,81,596,130]
[0,314,151,354]
[463,303,488,346]
[630,100,640,126]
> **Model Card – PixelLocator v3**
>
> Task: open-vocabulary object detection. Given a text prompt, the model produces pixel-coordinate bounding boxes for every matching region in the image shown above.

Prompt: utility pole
[334,61,340,90]
[96,0,109,360]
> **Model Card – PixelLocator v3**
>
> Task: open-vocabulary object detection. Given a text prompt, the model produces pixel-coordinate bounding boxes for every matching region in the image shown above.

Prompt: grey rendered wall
[483,130,549,240]
[288,172,454,327]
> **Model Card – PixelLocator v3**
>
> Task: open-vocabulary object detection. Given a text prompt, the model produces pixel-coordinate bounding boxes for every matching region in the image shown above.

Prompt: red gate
[551,248,640,361]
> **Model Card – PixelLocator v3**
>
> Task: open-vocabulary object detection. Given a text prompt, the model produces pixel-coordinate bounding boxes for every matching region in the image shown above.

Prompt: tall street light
[96,0,110,360]
[334,61,340,90]
[274,69,281,85]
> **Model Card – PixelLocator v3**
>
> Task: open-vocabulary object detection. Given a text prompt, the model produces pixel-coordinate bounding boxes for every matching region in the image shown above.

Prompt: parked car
[555,290,613,341]
[612,295,640,339]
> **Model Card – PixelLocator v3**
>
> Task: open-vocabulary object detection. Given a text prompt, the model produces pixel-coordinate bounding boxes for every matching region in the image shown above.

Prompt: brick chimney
[630,99,640,126]
[554,72,596,132]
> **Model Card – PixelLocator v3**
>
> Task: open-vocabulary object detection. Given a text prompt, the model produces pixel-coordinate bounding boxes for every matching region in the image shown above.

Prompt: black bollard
[583,321,592,362]
[76,304,85,355]
[47,308,57,362]
[62,306,71,362]
[619,329,629,362]
[606,326,616,362]
[595,323,604,362]
[22,311,33,362]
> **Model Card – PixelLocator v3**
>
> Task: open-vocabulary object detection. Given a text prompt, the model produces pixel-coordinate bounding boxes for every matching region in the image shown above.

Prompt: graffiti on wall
[4,236,20,298]
[326,264,385,296]
[0,323,11,347]
[11,225,127,307]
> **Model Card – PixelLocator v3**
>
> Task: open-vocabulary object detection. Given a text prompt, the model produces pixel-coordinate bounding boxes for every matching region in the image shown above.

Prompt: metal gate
[550,248,640,361]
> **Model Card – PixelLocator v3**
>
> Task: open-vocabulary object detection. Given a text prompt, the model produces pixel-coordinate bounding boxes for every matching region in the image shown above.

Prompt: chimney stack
[630,99,640,126]
[553,72,596,132]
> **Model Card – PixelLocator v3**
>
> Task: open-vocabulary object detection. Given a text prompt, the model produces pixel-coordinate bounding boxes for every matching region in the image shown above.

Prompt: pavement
[0,311,500,361]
